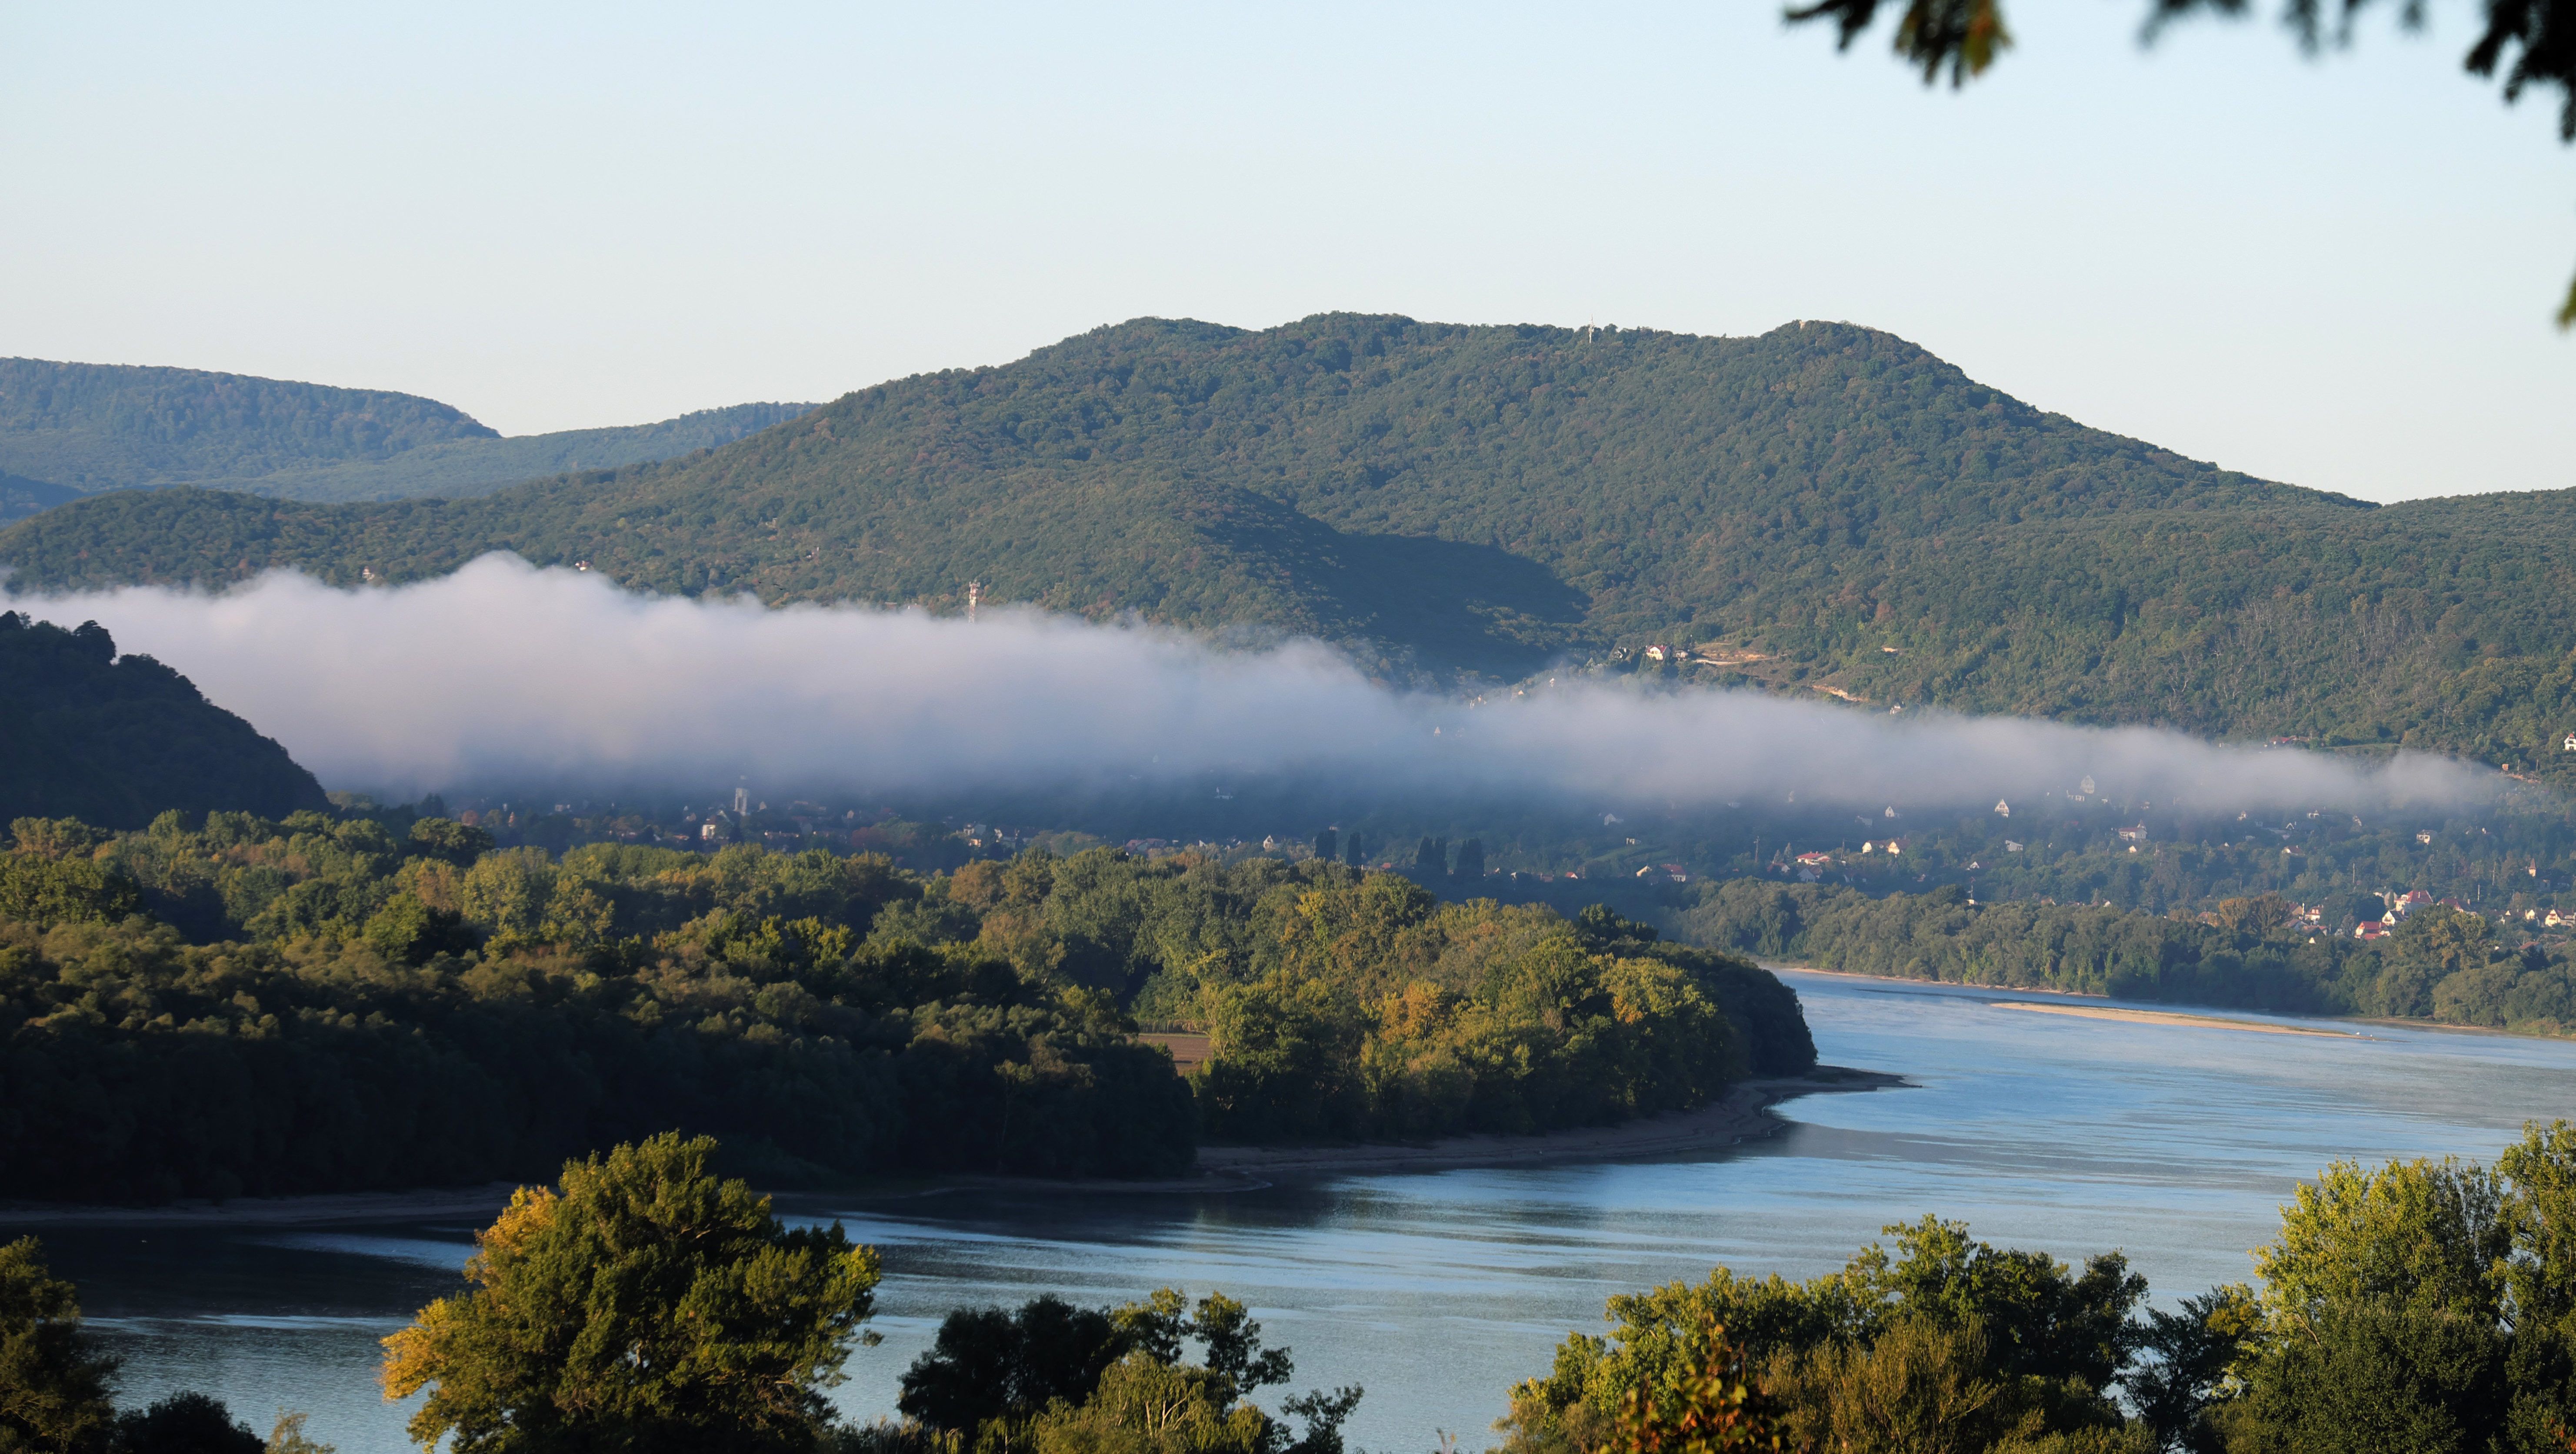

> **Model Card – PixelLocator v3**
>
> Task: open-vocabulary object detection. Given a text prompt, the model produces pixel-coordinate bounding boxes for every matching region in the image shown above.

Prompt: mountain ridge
[0,356,816,509]
[2,313,2569,772]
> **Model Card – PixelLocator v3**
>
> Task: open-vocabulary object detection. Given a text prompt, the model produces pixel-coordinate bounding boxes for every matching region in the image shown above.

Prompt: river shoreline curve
[1186,1064,1905,1182]
[0,1069,1904,1228]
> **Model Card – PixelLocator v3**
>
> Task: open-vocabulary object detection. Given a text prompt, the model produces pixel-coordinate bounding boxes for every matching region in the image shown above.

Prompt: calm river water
[16,971,2574,1453]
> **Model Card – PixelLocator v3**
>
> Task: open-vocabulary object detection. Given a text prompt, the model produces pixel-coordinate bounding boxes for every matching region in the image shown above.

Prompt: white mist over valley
[25,552,2502,815]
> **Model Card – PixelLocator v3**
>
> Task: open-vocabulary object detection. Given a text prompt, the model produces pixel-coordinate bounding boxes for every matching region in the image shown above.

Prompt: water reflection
[16,971,2572,1453]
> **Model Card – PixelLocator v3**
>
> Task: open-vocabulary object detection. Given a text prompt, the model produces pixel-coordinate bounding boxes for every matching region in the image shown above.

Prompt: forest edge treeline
[1676,878,2576,1035]
[0,809,1813,1204]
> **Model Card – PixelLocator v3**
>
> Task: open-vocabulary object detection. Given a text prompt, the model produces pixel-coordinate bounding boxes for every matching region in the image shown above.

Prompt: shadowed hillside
[0,611,329,827]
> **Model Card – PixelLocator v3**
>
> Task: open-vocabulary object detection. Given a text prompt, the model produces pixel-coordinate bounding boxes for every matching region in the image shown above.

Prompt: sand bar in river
[1990,1001,2360,1038]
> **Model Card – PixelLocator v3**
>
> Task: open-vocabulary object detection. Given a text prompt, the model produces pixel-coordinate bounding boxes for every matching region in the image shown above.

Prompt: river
[16,970,2573,1453]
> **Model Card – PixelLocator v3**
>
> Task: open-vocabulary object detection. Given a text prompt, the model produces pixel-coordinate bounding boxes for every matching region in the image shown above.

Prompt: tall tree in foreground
[108,1393,263,1454]
[380,1133,881,1454]
[1500,1217,2146,1453]
[0,1237,117,1454]
[896,1287,1360,1454]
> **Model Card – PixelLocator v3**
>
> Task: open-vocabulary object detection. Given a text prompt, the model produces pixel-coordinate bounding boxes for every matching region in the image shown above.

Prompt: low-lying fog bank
[13,554,2505,815]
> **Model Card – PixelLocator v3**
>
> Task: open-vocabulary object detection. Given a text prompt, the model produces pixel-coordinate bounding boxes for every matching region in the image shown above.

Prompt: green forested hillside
[4,316,2573,763]
[0,611,328,827]
[201,400,819,502]
[0,357,497,489]
[0,357,813,504]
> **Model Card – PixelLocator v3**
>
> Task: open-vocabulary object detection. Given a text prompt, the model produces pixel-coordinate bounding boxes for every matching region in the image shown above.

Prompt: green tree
[2117,1285,2257,1452]
[1600,1320,1790,1454]
[2215,1304,2509,1454]
[2388,907,2497,984]
[900,1289,1352,1454]
[409,817,496,865]
[0,1237,117,1454]
[1452,838,1487,883]
[2250,1155,2509,1334]
[897,1295,1133,1437]
[1853,1217,2146,1393]
[1194,972,1367,1142]
[1503,1219,2142,1454]
[2215,1131,2576,1451]
[5,821,108,860]
[358,891,473,964]
[1027,1355,1271,1454]
[107,1393,261,1454]
[456,847,558,947]
[0,853,140,931]
[2497,1121,2576,1451]
[1763,1315,2048,1454]
[379,1133,881,1454]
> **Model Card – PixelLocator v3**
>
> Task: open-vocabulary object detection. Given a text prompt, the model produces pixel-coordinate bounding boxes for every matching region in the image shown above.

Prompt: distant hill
[0,356,814,505]
[0,611,329,827]
[0,471,77,526]
[191,401,821,502]
[3,315,2571,773]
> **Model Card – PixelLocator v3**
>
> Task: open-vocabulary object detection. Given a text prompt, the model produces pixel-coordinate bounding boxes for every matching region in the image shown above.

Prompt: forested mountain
[203,400,819,502]
[0,357,497,488]
[0,356,813,504]
[0,611,327,827]
[4,316,2573,766]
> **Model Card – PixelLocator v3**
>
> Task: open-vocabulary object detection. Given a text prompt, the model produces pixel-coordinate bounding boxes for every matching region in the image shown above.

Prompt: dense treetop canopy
[382,1132,881,1454]
[0,806,1810,1201]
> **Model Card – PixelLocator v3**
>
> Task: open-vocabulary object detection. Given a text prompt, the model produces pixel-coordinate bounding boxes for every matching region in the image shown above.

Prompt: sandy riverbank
[1770,964,2368,1038]
[1989,1001,2362,1038]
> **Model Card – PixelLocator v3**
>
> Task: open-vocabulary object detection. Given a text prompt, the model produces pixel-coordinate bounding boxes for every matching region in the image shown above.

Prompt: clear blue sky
[4,2,2571,502]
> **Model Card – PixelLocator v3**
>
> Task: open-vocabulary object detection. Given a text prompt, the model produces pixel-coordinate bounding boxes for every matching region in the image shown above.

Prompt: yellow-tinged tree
[1605,1321,1789,1454]
[0,1236,117,1454]
[2503,1120,2576,1342]
[2251,1154,2510,1335]
[380,1132,880,1454]
[1027,1353,1273,1454]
